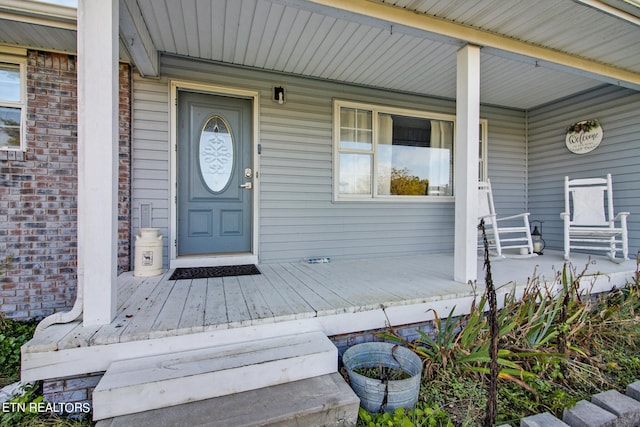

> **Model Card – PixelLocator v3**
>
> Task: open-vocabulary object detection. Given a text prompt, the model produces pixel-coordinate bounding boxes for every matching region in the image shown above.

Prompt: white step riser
[93,332,336,420]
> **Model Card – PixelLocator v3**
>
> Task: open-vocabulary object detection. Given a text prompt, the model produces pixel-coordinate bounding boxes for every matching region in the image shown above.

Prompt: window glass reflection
[377,114,453,196]
[0,65,20,102]
[0,107,21,148]
[339,153,371,195]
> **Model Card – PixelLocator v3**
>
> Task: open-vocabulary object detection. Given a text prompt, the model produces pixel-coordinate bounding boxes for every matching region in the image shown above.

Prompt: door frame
[169,80,260,268]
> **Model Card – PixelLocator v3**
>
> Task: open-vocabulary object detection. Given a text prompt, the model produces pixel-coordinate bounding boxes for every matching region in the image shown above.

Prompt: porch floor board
[24,251,637,355]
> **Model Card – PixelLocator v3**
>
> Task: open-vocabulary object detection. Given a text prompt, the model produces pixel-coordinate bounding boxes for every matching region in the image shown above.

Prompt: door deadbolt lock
[244,168,253,179]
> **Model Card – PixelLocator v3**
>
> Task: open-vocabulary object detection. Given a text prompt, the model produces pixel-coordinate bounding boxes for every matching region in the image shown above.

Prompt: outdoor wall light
[274,86,285,104]
[531,220,545,255]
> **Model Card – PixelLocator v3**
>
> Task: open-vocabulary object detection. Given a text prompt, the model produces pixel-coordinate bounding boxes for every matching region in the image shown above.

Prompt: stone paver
[592,390,640,427]
[625,381,640,402]
[521,412,570,427]
[562,400,617,427]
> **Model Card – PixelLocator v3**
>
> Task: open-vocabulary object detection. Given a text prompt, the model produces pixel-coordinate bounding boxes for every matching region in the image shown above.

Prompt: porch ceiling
[133,0,640,109]
[1,0,639,109]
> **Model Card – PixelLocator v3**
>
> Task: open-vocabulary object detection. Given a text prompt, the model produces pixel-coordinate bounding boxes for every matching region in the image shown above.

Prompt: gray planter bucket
[342,342,422,413]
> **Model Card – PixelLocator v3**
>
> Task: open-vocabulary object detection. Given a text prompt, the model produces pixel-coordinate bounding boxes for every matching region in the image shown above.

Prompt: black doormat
[169,264,261,280]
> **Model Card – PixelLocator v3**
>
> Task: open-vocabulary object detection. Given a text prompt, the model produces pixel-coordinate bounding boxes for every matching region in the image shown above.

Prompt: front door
[177,91,252,256]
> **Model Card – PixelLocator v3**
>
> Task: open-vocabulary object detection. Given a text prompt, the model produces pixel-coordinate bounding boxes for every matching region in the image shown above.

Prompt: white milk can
[134,228,163,277]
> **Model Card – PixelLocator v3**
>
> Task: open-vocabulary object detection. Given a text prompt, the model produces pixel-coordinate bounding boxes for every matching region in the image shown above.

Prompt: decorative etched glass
[199,116,233,192]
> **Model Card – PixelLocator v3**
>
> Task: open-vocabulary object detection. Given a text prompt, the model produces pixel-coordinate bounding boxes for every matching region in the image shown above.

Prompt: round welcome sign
[565,119,603,154]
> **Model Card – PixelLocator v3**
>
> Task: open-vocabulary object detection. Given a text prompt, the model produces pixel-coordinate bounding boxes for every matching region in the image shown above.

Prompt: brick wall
[118,62,131,274]
[0,50,131,320]
[42,372,102,415]
[330,320,437,358]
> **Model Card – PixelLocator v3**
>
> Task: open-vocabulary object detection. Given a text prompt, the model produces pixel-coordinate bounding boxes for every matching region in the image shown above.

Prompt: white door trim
[169,80,260,268]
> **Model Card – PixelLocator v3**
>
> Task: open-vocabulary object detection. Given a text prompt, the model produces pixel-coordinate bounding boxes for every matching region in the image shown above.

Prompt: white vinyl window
[333,100,488,201]
[334,100,454,201]
[0,54,26,151]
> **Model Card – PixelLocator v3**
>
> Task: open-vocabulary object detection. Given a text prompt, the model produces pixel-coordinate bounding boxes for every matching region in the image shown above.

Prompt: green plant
[0,382,43,426]
[357,403,454,427]
[354,365,411,381]
[1,384,93,427]
[421,372,487,426]
[495,259,640,420]
[381,294,535,389]
[0,317,93,426]
[377,254,640,424]
[566,119,600,134]
[0,317,37,385]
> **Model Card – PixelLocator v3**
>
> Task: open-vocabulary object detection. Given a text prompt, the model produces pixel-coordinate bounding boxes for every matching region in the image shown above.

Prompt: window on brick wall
[0,54,26,151]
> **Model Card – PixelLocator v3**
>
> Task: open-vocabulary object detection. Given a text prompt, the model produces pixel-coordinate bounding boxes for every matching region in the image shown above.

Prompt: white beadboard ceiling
[1,0,639,109]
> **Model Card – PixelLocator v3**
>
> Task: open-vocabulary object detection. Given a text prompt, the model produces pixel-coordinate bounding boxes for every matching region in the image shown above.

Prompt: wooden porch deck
[27,251,637,351]
[21,251,637,382]
[26,253,472,351]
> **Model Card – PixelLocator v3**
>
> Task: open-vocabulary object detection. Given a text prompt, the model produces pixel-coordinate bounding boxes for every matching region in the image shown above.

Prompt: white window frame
[0,51,27,151]
[334,99,490,202]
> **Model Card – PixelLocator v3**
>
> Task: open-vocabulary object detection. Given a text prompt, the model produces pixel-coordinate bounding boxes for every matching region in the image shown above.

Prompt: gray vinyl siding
[131,75,170,267]
[482,106,527,218]
[132,55,526,265]
[527,86,640,256]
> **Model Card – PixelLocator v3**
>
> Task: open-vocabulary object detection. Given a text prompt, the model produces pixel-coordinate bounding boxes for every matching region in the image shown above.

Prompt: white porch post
[454,45,480,283]
[77,0,119,325]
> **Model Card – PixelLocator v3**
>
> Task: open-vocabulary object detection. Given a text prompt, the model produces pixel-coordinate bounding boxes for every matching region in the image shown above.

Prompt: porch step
[92,331,337,420]
[95,372,359,427]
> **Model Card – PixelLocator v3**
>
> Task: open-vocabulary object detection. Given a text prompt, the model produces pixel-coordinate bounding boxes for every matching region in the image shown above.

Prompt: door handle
[240,182,252,189]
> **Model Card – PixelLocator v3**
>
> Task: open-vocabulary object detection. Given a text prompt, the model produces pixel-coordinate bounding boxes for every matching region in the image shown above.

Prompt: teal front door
[177,91,252,255]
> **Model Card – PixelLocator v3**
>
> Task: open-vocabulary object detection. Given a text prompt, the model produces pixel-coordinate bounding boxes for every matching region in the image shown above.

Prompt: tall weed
[382,254,640,422]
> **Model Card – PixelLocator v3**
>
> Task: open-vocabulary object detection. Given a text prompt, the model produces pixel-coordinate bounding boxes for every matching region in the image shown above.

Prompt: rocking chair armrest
[614,212,630,221]
[614,212,630,229]
[495,213,530,222]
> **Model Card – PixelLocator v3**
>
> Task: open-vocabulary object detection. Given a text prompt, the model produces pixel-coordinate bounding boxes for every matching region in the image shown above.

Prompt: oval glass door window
[199,116,234,192]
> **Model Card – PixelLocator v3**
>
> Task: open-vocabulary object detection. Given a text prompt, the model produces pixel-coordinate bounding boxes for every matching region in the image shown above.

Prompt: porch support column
[77,0,119,325]
[454,44,480,284]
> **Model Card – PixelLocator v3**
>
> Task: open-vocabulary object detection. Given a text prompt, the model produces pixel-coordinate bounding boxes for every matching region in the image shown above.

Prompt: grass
[356,251,640,426]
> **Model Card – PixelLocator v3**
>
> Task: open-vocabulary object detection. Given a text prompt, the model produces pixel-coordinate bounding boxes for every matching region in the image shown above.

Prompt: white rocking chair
[478,179,535,257]
[561,174,630,262]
